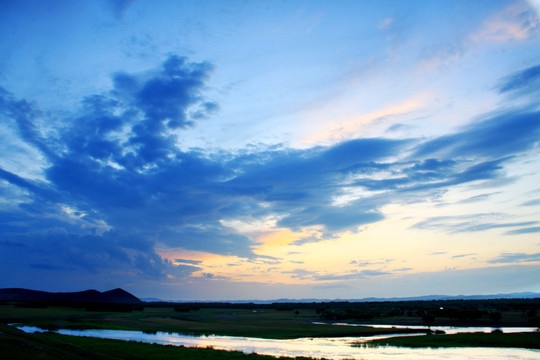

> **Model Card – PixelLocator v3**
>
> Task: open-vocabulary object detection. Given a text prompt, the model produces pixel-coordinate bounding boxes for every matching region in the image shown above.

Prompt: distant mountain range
[142,292,540,303]
[0,288,141,303]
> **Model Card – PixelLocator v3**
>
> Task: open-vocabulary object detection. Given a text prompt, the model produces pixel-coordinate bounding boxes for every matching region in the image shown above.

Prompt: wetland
[1,298,539,359]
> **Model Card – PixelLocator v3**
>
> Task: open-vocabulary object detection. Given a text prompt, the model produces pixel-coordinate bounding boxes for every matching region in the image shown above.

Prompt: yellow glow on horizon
[254,227,317,251]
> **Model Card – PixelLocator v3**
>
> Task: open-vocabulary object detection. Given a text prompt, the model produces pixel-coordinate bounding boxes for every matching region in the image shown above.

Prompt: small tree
[422,312,435,329]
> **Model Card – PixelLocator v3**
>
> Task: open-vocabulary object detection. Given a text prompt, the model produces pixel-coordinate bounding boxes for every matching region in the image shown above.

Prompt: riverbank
[0,323,319,360]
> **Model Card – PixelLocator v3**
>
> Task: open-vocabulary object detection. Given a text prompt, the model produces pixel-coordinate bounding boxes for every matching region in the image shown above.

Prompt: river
[17,325,540,360]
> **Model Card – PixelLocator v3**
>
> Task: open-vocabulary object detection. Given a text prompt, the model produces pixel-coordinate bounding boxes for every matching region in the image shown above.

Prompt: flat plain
[1,298,539,359]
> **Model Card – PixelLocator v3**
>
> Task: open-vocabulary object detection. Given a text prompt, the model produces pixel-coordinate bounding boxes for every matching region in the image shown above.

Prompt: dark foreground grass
[0,323,318,360]
[364,331,540,349]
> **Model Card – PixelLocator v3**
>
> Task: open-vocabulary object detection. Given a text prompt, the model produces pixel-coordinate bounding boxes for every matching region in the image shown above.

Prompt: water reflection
[17,326,540,360]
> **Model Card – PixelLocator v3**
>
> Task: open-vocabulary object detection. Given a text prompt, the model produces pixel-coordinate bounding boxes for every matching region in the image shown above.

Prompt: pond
[17,325,540,360]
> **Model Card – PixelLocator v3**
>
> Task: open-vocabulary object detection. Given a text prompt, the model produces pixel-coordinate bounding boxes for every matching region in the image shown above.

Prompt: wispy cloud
[452,253,477,259]
[413,214,538,234]
[457,193,500,204]
[174,259,202,265]
[417,3,539,72]
[505,227,540,235]
[521,199,540,206]
[498,65,540,93]
[315,269,392,282]
[350,258,395,266]
[471,3,539,43]
[488,252,540,264]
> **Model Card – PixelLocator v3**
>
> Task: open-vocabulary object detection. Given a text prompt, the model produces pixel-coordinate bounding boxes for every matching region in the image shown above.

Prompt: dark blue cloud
[0,56,242,286]
[351,157,504,195]
[157,224,254,258]
[414,110,540,159]
[175,259,202,265]
[191,101,220,120]
[107,0,135,20]
[224,138,409,231]
[30,263,73,271]
[278,206,383,232]
[498,64,540,94]
[0,87,54,159]
[451,158,506,184]
[321,138,408,166]
[0,229,161,276]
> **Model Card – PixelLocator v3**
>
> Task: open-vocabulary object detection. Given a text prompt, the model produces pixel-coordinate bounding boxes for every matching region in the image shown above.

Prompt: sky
[0,0,539,301]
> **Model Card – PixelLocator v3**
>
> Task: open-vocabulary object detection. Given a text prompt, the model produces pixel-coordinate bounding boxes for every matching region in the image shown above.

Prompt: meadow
[0,303,421,339]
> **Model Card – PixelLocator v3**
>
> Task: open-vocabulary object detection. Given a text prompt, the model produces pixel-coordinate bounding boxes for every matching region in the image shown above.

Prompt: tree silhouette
[422,312,435,329]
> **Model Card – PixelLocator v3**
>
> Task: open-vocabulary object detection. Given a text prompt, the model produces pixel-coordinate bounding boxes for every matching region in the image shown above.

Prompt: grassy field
[363,331,540,349]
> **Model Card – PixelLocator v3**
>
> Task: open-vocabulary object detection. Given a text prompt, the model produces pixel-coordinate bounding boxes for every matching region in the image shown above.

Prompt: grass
[363,331,540,349]
[0,323,320,360]
[0,305,421,339]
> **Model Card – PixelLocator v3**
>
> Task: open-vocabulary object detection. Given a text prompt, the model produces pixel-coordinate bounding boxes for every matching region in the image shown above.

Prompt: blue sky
[0,0,539,300]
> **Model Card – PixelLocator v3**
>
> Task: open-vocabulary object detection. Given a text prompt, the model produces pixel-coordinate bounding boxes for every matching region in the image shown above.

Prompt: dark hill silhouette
[102,288,141,303]
[0,288,141,303]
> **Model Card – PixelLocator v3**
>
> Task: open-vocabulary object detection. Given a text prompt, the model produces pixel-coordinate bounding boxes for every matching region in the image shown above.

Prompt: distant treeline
[151,298,540,310]
[312,299,539,319]
[4,297,539,325]
[163,298,540,326]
